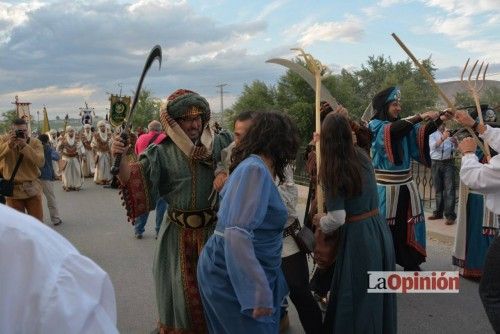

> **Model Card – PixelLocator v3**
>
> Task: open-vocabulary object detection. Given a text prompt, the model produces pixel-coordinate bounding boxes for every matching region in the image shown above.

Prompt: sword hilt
[111,131,129,176]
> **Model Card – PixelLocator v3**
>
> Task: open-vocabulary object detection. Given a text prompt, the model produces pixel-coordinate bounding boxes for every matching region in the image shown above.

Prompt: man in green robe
[112,89,232,333]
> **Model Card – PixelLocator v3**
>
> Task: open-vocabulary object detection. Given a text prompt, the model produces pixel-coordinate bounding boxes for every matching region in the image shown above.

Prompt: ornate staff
[391,33,485,153]
[291,48,328,213]
[111,45,162,175]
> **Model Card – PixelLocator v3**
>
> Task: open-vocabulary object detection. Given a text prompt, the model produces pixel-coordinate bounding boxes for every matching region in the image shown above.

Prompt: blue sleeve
[407,122,432,167]
[369,119,394,168]
[220,161,275,322]
[325,190,345,212]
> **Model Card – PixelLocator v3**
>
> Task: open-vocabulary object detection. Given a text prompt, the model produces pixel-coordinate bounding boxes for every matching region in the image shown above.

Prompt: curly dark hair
[230,111,299,183]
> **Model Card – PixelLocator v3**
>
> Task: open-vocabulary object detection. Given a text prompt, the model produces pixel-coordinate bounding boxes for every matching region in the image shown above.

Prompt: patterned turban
[162,89,210,123]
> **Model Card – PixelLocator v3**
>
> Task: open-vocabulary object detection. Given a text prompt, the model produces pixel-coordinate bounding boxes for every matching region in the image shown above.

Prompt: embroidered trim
[59,141,79,156]
[189,159,197,209]
[179,229,207,333]
[406,211,427,257]
[81,136,92,150]
[417,124,430,167]
[452,256,483,278]
[93,133,111,152]
[118,162,151,223]
[483,227,499,236]
[383,123,395,164]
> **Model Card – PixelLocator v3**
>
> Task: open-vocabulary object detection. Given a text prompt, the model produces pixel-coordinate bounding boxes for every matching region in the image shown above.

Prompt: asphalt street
[41,180,494,333]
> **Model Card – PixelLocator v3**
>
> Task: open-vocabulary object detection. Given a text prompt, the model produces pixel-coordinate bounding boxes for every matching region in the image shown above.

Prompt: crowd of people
[0,85,498,333]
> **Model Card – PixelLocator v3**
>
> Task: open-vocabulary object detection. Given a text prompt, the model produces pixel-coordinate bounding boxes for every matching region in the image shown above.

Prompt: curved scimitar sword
[266,58,339,110]
[111,45,162,175]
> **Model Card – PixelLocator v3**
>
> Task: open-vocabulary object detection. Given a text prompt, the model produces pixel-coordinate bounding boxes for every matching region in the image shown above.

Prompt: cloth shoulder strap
[9,154,24,181]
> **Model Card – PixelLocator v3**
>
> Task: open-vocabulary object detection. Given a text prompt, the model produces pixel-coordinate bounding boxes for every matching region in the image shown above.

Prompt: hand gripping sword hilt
[110,131,129,176]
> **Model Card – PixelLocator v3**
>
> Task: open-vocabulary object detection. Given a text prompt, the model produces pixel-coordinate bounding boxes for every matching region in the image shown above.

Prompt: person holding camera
[428,124,457,225]
[0,118,45,221]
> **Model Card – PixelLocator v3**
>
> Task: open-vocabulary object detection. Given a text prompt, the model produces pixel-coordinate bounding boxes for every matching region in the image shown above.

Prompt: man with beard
[57,126,85,191]
[367,86,451,271]
[81,124,95,177]
[92,121,112,185]
[111,89,232,333]
[0,118,45,220]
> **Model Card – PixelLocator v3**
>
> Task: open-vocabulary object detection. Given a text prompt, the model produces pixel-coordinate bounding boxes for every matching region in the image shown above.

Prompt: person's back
[0,204,118,333]
[341,148,380,215]
[39,139,58,181]
[135,130,166,156]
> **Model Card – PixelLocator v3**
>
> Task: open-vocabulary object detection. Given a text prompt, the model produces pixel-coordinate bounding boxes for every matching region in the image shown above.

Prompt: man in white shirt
[455,110,500,333]
[0,204,118,334]
[428,124,458,225]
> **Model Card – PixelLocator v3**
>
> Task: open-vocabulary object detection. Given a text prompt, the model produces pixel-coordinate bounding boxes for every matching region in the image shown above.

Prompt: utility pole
[216,83,228,113]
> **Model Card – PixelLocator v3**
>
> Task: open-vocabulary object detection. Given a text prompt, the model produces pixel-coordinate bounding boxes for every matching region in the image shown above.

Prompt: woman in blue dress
[314,112,397,333]
[197,112,300,334]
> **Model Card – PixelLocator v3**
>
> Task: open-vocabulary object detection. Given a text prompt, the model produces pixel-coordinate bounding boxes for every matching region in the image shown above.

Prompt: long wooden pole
[314,68,323,212]
[391,33,485,153]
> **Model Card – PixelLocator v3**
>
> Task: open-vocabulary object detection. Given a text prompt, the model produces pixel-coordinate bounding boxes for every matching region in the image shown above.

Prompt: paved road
[41,180,493,333]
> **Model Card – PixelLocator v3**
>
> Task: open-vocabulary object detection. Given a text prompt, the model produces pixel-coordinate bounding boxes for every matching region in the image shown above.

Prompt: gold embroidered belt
[167,208,217,229]
[375,169,412,185]
[63,152,78,158]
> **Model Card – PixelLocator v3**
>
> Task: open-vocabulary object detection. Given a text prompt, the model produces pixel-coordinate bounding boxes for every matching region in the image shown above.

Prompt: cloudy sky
[0,0,499,119]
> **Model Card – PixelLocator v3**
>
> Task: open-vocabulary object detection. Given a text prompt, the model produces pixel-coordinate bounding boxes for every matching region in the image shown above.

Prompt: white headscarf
[83,124,92,141]
[65,126,75,146]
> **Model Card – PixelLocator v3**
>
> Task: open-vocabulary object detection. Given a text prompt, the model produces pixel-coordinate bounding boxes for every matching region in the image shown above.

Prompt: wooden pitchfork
[461,58,491,159]
[291,47,327,214]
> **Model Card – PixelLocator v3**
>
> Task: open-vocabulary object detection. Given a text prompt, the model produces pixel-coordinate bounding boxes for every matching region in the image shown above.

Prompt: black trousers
[479,236,500,333]
[282,251,322,334]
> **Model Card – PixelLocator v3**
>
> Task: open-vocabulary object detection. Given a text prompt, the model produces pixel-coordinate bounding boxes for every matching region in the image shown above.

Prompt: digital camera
[15,129,25,138]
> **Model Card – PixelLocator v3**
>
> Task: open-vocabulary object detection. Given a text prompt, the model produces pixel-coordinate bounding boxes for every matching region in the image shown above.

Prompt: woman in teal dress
[314,112,397,333]
[197,112,300,334]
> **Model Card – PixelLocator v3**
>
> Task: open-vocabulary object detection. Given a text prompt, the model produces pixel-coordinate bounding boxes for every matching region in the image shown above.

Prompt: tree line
[222,55,500,144]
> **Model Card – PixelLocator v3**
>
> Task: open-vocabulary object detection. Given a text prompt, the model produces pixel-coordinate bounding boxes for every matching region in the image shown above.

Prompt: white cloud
[379,0,410,7]
[298,16,364,47]
[0,0,278,115]
[418,1,499,61]
[255,0,289,21]
[427,15,474,39]
[422,0,500,16]
[486,14,500,26]
[361,5,382,19]
[0,0,45,43]
[456,39,500,60]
